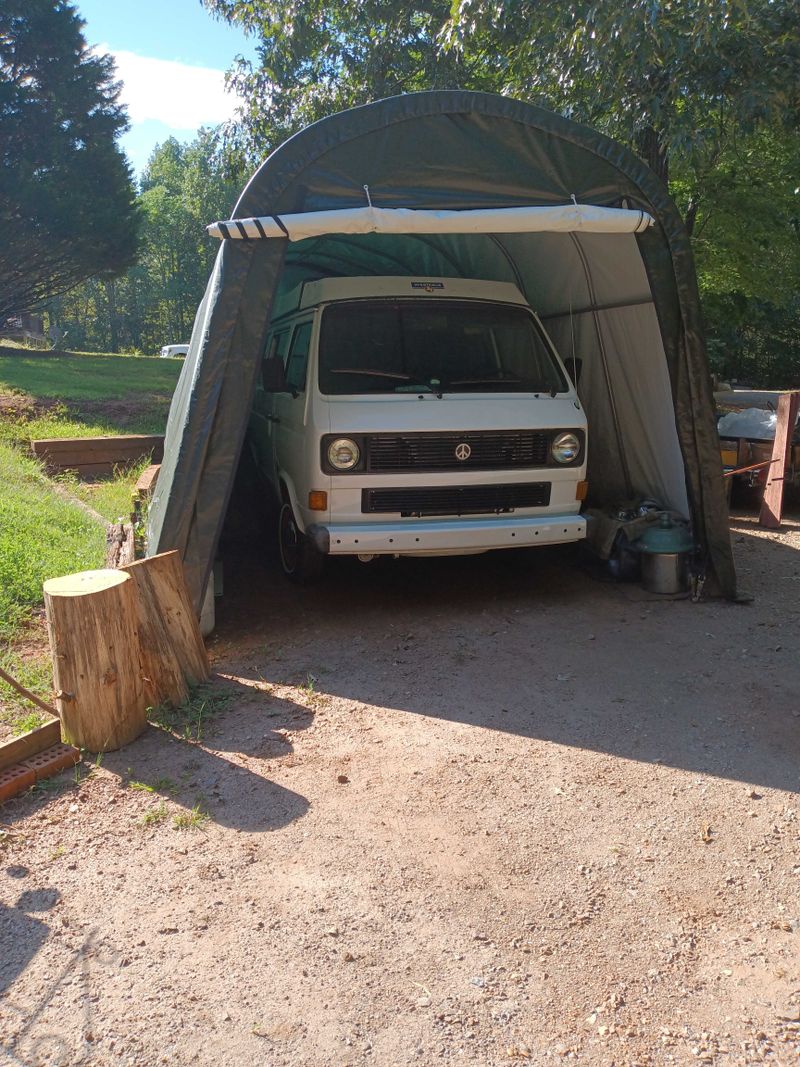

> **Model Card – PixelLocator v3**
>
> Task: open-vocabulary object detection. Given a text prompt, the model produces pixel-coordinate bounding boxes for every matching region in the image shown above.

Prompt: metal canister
[637,514,694,595]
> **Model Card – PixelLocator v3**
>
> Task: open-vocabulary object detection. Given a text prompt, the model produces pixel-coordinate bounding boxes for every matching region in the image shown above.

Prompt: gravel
[1,512,798,1065]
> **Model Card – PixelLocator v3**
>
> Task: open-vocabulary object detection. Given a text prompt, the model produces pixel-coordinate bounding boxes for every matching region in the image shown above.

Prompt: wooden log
[120,551,209,706]
[44,569,147,752]
[759,391,800,529]
[105,522,136,568]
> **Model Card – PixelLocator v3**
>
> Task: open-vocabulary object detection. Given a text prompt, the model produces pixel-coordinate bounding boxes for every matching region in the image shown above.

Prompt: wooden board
[30,435,164,476]
[120,551,209,707]
[759,391,800,529]
[134,464,161,497]
[0,718,60,773]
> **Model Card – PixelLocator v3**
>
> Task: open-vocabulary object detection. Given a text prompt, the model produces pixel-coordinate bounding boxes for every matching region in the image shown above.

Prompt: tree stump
[44,569,146,752]
[120,551,209,708]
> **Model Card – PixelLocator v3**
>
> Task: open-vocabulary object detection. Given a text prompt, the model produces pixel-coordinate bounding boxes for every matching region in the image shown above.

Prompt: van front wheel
[278,502,325,584]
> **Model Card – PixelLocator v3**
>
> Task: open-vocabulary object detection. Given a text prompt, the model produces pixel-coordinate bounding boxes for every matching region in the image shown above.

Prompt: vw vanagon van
[248,276,588,581]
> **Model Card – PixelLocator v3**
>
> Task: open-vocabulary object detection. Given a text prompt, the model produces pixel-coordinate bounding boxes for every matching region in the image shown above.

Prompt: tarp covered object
[147,90,735,610]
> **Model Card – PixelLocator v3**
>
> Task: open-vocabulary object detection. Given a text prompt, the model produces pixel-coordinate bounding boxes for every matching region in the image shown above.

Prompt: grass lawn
[0,347,181,739]
[0,348,182,401]
[0,441,107,736]
[0,346,182,440]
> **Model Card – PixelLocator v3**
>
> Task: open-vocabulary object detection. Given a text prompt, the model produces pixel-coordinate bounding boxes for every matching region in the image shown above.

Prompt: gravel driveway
[2,513,799,1066]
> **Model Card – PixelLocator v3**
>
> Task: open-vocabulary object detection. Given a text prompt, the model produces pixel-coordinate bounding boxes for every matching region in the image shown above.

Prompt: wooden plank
[120,551,209,702]
[30,435,164,474]
[0,719,61,773]
[759,391,800,529]
[134,464,161,497]
[32,434,164,454]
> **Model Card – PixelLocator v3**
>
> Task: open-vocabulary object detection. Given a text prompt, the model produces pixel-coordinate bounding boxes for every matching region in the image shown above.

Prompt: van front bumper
[306,513,586,556]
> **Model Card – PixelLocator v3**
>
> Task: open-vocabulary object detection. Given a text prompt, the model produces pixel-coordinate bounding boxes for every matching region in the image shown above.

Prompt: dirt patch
[0,389,169,433]
[0,391,55,420]
[74,396,170,427]
[1,518,799,1065]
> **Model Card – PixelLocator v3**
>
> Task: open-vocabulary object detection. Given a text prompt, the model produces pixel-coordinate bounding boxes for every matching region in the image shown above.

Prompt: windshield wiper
[330,368,411,380]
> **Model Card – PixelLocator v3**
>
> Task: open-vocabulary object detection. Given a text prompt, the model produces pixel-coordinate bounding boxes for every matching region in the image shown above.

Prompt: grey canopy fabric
[147,90,735,609]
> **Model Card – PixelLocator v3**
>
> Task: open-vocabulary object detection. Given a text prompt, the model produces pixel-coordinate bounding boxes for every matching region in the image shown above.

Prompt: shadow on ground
[213,487,800,795]
[97,682,312,833]
[0,869,58,996]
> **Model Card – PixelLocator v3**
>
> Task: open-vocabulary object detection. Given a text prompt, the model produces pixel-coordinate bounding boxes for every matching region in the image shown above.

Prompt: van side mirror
[262,356,287,392]
[568,357,583,387]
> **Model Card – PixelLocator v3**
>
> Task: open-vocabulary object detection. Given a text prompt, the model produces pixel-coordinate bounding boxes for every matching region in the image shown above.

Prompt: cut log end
[44,569,130,597]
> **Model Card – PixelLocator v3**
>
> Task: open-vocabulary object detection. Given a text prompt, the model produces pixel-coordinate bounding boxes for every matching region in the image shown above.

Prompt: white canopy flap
[207,203,654,241]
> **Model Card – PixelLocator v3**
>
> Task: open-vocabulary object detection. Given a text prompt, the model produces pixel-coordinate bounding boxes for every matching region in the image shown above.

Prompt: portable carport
[147,90,735,610]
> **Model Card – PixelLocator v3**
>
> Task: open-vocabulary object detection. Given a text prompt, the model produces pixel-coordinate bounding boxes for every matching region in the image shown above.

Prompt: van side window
[285,321,312,392]
[259,330,290,390]
[271,330,290,363]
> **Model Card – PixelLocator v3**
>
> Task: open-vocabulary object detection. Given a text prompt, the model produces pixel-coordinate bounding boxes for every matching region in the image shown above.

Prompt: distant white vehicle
[160,343,189,358]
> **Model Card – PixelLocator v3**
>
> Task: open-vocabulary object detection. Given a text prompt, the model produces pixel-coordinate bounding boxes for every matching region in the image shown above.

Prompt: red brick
[0,764,36,804]
[21,743,80,782]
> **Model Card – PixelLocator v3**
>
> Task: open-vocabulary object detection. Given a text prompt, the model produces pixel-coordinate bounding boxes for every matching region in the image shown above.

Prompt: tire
[278,502,325,584]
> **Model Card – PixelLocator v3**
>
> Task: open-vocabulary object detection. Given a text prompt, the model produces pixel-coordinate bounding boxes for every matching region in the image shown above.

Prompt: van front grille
[365,431,550,472]
[362,482,551,517]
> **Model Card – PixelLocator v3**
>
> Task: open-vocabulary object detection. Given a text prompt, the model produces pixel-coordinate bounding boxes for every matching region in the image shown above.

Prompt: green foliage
[0,442,105,641]
[205,1,475,153]
[148,684,232,743]
[0,0,139,320]
[172,803,209,831]
[48,129,246,354]
[0,648,52,732]
[203,0,800,385]
[450,1,799,182]
[9,711,46,735]
[142,801,169,826]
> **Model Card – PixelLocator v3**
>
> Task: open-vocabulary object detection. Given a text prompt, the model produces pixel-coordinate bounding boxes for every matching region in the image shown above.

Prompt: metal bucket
[641,551,689,595]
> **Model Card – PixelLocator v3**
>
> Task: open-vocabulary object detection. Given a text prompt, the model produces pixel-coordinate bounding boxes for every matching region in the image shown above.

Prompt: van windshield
[318,300,568,395]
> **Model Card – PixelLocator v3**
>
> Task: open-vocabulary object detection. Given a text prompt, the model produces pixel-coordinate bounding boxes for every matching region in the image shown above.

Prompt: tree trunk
[635,126,669,186]
[105,279,118,353]
[120,551,209,708]
[44,569,147,752]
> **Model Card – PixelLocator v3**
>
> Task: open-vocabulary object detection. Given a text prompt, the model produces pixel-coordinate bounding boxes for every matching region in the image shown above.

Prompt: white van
[160,343,189,358]
[248,277,588,581]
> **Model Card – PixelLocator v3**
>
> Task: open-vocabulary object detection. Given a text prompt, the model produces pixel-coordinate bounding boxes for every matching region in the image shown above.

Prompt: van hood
[326,393,586,434]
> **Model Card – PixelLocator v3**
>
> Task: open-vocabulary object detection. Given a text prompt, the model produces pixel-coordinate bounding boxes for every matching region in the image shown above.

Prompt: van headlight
[551,432,581,464]
[327,438,361,471]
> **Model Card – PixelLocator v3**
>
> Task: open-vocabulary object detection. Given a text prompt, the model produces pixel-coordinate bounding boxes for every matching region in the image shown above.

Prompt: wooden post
[44,570,147,752]
[759,391,800,529]
[120,551,209,708]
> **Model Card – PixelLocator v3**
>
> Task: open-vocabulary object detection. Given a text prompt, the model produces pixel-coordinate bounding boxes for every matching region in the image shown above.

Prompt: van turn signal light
[308,490,328,511]
[576,480,589,501]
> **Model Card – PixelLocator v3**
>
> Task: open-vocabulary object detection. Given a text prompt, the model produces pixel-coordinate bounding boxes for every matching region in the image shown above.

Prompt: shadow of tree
[0,881,59,996]
[215,520,800,795]
[98,680,312,832]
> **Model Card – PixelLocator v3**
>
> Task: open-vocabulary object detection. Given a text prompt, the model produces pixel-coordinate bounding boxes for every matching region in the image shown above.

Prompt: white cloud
[108,48,241,131]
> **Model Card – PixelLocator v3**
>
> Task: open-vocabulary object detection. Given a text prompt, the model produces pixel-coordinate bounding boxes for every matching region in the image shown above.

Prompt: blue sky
[74,0,258,174]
